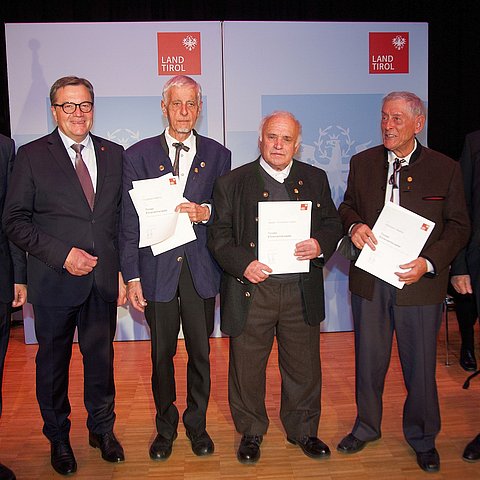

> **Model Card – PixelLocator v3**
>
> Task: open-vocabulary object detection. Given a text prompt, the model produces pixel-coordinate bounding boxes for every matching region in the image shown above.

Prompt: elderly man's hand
[294,238,321,260]
[126,280,148,312]
[243,260,272,284]
[176,202,210,223]
[351,223,377,251]
[395,257,428,285]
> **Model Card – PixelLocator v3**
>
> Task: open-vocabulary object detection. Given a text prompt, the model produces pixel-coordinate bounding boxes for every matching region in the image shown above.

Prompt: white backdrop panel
[6,21,428,341]
[6,21,224,343]
[223,21,428,332]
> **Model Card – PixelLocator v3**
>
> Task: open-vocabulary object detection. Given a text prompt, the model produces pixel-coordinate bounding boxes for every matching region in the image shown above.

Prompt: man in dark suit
[208,111,342,464]
[120,75,231,460]
[3,77,125,475]
[450,129,480,462]
[0,133,27,480]
[337,92,470,472]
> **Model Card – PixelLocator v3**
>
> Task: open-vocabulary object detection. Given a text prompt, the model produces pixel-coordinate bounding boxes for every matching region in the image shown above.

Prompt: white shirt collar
[259,157,293,183]
[165,128,195,150]
[58,128,92,155]
[387,138,417,166]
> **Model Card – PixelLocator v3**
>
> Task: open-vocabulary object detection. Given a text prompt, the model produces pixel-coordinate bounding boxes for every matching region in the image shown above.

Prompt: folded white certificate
[129,174,196,254]
[151,210,196,256]
[355,202,435,289]
[258,201,312,274]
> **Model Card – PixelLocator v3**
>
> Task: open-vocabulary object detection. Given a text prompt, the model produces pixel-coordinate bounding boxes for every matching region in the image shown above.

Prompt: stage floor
[1,317,479,479]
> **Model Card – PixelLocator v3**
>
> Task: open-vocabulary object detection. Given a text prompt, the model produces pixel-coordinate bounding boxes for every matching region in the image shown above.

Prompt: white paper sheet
[128,174,196,254]
[258,201,312,274]
[355,202,435,289]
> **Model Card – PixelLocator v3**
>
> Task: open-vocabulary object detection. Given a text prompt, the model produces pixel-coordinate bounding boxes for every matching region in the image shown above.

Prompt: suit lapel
[47,129,89,206]
[91,134,106,207]
[186,131,200,188]
[158,132,173,176]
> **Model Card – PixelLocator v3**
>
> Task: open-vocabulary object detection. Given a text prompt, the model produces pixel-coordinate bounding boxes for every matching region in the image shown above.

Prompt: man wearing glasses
[3,76,125,475]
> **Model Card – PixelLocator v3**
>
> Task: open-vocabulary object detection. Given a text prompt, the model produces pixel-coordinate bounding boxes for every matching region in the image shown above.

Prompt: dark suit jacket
[2,128,123,306]
[451,130,480,304]
[0,134,26,304]
[207,158,343,337]
[339,142,470,305]
[119,131,231,302]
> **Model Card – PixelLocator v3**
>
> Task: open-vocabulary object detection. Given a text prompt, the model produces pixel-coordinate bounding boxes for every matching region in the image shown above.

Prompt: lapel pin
[263,191,269,198]
[407,176,413,182]
[298,180,304,185]
[194,167,199,173]
[200,161,206,168]
[159,165,165,171]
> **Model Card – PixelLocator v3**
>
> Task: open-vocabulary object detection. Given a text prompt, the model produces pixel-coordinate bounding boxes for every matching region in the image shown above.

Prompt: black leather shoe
[237,435,263,464]
[287,436,330,459]
[337,433,368,454]
[186,430,214,456]
[460,348,477,371]
[149,432,177,461]
[51,440,77,475]
[416,448,440,472]
[463,434,480,462]
[0,462,16,480]
[89,431,125,462]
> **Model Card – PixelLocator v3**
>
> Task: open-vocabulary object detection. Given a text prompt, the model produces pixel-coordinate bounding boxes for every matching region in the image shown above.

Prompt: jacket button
[245,292,251,297]
[249,242,255,248]
[177,256,183,262]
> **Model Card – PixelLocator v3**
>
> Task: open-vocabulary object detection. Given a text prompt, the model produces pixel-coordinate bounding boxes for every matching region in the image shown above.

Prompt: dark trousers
[229,277,321,439]
[33,285,117,442]
[448,284,478,351]
[351,279,442,452]
[145,260,214,438]
[0,302,12,416]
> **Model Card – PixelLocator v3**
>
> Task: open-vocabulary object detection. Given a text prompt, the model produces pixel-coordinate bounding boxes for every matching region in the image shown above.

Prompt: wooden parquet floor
[1,317,479,479]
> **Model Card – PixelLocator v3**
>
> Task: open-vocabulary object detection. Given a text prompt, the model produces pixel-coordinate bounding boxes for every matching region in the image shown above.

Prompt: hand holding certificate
[354,202,435,289]
[258,201,312,274]
[129,174,196,255]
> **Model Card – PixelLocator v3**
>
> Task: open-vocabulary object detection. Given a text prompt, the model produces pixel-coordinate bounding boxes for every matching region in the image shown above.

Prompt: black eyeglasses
[52,102,94,114]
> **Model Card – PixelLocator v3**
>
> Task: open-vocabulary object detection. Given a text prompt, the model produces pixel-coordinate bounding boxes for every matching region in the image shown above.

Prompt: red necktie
[71,144,95,210]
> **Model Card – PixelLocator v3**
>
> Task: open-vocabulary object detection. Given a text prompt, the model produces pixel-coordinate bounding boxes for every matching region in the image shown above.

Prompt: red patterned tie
[71,144,95,210]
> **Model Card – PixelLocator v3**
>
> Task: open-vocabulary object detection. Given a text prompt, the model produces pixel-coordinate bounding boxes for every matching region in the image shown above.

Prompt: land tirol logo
[369,32,409,74]
[157,32,201,75]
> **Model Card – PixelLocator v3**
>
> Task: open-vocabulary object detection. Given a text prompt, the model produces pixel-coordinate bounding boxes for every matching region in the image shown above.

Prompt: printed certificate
[355,202,435,289]
[258,201,312,274]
